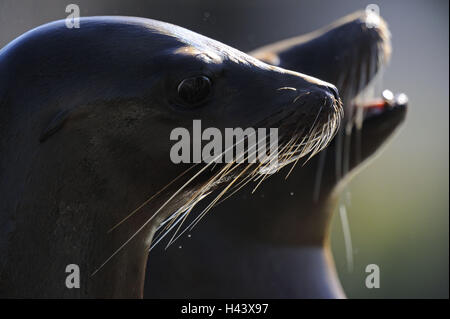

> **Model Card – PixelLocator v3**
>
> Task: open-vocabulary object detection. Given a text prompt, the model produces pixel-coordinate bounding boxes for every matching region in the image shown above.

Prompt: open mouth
[356,89,408,118]
[348,83,408,132]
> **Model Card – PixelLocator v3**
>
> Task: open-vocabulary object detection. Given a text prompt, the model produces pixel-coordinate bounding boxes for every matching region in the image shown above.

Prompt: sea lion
[144,11,407,298]
[0,16,342,297]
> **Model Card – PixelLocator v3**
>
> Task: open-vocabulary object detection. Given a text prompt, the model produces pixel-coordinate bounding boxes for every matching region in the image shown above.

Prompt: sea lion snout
[325,84,339,101]
[283,74,343,127]
[299,83,341,113]
[281,69,341,111]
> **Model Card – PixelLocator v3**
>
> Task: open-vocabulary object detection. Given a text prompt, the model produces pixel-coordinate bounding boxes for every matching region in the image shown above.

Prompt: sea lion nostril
[327,85,340,101]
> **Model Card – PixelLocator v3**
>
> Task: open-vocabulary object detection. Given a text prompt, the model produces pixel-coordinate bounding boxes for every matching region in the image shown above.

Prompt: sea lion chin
[0,16,342,297]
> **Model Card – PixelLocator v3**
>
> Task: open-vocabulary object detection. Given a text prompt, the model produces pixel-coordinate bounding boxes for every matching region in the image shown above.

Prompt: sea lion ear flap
[39,109,72,143]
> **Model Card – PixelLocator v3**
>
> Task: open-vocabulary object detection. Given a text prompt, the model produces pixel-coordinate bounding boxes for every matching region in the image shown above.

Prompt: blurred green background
[0,0,447,298]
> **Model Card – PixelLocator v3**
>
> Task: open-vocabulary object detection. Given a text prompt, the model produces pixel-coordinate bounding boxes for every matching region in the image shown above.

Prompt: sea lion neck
[0,127,175,297]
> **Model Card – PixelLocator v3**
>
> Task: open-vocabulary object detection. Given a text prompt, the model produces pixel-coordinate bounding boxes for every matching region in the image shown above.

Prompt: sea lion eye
[177,76,212,105]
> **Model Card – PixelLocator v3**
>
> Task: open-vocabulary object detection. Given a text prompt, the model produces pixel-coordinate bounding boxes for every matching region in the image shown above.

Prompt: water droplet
[203,12,211,22]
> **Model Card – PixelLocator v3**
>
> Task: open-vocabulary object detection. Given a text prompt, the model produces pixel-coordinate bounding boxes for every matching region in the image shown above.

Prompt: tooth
[382,89,394,102]
[395,93,408,105]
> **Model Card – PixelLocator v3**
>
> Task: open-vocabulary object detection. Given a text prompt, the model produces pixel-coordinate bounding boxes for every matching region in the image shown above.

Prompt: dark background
[0,0,448,298]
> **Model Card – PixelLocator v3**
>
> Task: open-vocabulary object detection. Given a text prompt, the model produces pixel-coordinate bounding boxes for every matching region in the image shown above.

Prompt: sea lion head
[0,16,342,297]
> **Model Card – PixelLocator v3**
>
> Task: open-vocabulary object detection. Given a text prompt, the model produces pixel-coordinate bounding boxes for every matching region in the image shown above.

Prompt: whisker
[107,164,199,233]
